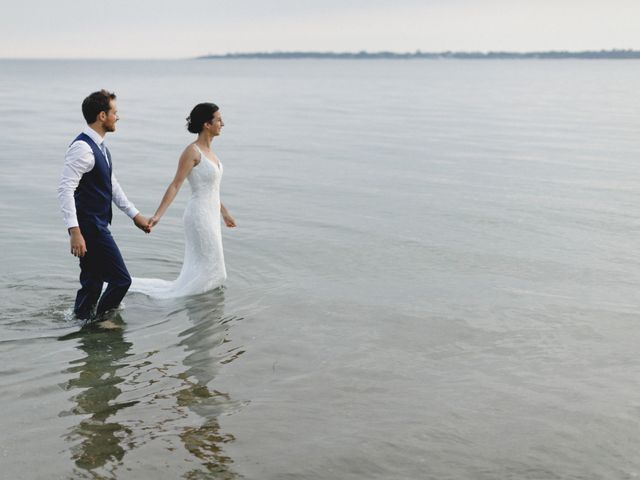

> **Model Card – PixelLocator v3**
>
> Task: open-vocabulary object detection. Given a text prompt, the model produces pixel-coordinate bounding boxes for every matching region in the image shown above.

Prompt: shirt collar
[82,126,105,146]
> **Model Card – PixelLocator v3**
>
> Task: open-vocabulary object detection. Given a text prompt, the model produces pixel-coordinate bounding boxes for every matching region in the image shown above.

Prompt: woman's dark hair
[186,102,219,134]
[82,89,116,124]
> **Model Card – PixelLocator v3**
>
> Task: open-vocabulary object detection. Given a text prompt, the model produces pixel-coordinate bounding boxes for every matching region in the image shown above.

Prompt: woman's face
[206,111,224,136]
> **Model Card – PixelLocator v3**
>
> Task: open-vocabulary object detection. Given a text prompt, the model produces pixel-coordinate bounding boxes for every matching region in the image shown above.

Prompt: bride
[131,102,236,298]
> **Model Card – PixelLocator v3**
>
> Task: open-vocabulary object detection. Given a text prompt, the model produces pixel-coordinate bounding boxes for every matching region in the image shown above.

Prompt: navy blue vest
[72,133,113,231]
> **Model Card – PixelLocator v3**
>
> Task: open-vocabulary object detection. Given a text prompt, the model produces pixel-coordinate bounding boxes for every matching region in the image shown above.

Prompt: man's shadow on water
[58,289,244,479]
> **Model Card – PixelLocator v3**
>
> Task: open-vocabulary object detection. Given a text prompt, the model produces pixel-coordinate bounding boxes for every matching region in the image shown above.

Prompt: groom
[57,90,150,323]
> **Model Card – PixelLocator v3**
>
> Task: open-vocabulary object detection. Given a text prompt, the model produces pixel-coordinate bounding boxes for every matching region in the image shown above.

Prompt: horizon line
[2,48,640,61]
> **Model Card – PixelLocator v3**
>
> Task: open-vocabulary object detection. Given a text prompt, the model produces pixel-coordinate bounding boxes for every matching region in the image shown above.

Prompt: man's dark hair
[82,90,116,124]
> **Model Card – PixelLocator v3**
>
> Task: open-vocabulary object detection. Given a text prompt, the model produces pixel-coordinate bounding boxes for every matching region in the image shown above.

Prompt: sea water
[1,58,640,479]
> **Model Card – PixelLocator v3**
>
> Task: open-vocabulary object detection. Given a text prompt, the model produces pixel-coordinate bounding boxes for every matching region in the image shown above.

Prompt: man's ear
[98,111,107,122]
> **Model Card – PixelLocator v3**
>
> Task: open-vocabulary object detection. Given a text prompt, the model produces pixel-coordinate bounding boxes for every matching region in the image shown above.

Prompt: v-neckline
[194,144,221,169]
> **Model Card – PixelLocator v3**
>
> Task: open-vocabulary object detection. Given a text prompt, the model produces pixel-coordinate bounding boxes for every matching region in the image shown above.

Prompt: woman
[131,103,236,297]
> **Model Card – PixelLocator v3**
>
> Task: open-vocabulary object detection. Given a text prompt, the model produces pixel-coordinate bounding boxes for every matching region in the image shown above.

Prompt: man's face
[101,100,119,132]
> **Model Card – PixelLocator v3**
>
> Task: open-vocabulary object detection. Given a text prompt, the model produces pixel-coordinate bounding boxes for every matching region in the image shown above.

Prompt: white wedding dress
[130,145,227,298]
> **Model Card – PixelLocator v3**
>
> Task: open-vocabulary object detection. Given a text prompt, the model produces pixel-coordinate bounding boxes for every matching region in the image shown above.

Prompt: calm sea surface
[1,59,640,479]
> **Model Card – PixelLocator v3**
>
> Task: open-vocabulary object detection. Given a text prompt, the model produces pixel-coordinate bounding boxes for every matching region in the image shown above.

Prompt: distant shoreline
[198,49,640,60]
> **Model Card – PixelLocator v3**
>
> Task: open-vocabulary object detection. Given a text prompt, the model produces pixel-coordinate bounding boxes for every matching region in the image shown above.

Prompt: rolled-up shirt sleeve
[112,173,139,219]
[57,141,94,230]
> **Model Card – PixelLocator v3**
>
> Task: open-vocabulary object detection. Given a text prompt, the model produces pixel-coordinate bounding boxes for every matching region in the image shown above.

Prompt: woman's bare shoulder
[181,143,201,165]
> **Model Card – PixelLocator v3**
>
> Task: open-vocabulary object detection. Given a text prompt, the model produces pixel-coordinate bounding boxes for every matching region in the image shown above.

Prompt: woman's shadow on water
[58,289,244,479]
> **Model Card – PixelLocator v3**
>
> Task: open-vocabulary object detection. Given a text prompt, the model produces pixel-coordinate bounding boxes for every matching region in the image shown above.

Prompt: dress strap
[192,144,203,164]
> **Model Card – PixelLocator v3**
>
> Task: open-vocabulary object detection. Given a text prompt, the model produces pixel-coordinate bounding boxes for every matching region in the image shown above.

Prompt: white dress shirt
[57,126,139,230]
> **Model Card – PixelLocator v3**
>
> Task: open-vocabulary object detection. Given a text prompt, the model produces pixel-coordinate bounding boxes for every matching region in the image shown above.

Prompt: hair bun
[186,115,198,134]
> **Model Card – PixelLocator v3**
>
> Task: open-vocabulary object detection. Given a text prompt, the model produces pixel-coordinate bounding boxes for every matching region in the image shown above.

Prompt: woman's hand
[148,215,160,229]
[220,202,236,227]
[223,213,236,228]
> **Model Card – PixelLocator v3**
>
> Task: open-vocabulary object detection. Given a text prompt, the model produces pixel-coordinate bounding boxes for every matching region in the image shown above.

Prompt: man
[57,90,150,323]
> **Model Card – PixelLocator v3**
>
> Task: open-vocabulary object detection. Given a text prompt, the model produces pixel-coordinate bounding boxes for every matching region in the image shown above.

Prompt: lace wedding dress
[130,146,227,297]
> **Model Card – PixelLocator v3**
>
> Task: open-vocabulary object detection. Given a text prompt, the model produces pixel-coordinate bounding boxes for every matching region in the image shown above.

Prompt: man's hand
[69,227,87,257]
[133,214,151,233]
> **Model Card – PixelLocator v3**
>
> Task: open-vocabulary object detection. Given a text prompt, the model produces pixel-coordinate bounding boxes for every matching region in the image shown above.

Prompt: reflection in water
[59,315,136,476]
[176,289,245,479]
[59,290,244,479]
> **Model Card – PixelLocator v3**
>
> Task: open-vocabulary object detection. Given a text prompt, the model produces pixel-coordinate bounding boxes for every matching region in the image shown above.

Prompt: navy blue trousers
[74,227,131,320]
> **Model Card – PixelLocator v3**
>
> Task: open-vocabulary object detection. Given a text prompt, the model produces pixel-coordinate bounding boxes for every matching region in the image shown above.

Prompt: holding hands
[148,215,160,229]
[133,213,152,234]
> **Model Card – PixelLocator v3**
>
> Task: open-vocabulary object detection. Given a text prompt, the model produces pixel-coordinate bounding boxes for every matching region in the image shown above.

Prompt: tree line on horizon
[198,49,640,59]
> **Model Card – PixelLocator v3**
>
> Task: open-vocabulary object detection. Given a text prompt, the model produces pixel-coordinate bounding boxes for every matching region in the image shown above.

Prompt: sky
[1,0,639,59]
